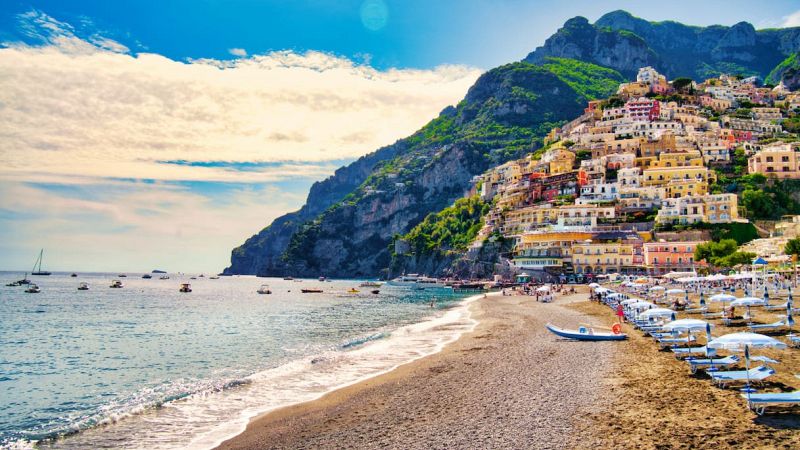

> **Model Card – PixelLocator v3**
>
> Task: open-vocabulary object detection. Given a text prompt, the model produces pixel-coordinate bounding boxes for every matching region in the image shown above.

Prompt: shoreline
[216,287,617,449]
[193,291,488,449]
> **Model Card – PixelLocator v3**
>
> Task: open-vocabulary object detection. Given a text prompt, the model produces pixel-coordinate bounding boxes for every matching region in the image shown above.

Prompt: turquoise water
[0,273,473,449]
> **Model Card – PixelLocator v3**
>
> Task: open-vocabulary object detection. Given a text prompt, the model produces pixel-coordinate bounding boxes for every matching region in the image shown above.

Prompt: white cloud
[0,10,482,272]
[228,47,247,57]
[782,10,800,27]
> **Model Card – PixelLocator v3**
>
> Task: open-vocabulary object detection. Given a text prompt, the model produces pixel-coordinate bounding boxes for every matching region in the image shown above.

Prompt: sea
[0,272,477,449]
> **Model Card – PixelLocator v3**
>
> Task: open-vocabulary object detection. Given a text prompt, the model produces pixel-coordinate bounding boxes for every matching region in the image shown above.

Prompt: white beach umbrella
[666,288,686,295]
[607,292,624,299]
[629,301,656,311]
[649,286,666,292]
[594,287,610,294]
[620,298,643,306]
[536,285,551,292]
[708,332,788,394]
[639,308,676,320]
[588,282,601,288]
[663,319,710,333]
[731,297,766,307]
[710,293,737,303]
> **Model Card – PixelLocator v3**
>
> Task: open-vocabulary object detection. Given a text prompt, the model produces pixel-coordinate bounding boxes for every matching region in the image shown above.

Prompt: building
[625,97,661,122]
[655,193,739,225]
[643,241,706,275]
[571,241,639,275]
[748,143,800,179]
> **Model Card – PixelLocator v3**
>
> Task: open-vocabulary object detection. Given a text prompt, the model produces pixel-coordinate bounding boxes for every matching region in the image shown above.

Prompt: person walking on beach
[616,302,625,325]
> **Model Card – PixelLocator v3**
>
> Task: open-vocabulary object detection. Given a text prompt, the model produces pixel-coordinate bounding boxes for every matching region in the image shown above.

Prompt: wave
[34,293,483,449]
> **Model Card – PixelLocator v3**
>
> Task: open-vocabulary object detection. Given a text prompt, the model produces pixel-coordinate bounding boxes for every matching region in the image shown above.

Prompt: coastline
[216,287,618,449]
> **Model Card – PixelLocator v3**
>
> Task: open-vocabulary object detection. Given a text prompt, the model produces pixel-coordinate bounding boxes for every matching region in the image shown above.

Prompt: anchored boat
[546,323,627,341]
[30,249,51,276]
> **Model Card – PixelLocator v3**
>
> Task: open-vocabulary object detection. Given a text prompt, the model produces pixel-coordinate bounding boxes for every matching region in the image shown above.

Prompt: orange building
[643,241,707,275]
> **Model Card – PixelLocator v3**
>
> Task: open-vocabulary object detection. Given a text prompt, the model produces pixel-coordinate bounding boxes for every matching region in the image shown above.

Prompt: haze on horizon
[1,0,799,273]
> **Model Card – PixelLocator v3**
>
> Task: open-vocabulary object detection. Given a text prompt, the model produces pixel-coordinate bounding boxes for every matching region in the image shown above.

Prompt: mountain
[767,52,800,89]
[525,10,800,81]
[224,58,623,277]
[226,11,800,278]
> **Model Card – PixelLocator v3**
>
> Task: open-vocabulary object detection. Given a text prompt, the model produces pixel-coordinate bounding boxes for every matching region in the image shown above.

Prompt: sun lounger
[702,311,724,319]
[764,302,790,311]
[687,355,740,374]
[788,334,800,348]
[684,307,707,315]
[742,391,800,415]
[748,320,790,332]
[710,366,775,388]
[672,346,708,359]
[657,335,696,348]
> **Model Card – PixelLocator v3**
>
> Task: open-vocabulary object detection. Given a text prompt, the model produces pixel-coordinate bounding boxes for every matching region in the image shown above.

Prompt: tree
[694,239,744,267]
[786,238,800,257]
[672,77,693,92]
[715,251,757,268]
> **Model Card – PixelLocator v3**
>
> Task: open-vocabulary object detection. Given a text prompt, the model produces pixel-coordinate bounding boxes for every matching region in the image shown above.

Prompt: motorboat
[545,323,627,341]
[77,282,89,291]
[209,276,220,280]
[25,284,41,293]
[159,275,170,280]
[319,276,326,282]
[283,276,294,280]
[257,284,272,294]
[30,249,51,276]
[359,281,382,288]
[199,274,205,278]
[142,274,152,279]
[6,281,21,287]
[387,274,420,286]
[371,289,380,295]
[190,276,197,280]
[301,288,323,293]
[179,283,192,293]
[70,273,78,277]
[118,274,127,278]
[110,280,124,288]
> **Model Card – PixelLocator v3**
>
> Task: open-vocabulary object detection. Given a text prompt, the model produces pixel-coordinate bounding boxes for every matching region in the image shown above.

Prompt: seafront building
[476,65,798,280]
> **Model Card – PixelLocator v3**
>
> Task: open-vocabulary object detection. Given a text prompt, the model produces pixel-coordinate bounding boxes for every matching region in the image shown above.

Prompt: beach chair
[710,366,775,388]
[748,319,790,332]
[687,355,740,374]
[741,391,800,415]
[764,302,790,312]
[702,311,724,319]
[683,307,707,315]
[657,335,696,348]
[671,346,708,359]
[788,334,800,348]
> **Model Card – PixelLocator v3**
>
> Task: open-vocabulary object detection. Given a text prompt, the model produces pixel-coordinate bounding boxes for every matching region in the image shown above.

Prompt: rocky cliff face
[225,58,623,277]
[767,52,800,89]
[527,10,800,81]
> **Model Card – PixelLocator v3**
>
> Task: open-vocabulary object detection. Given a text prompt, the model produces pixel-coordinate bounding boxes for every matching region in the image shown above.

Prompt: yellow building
[540,147,576,174]
[648,150,704,168]
[617,82,650,98]
[665,180,709,198]
[571,241,636,275]
[642,165,714,190]
[513,230,593,270]
[501,204,615,234]
[748,143,800,179]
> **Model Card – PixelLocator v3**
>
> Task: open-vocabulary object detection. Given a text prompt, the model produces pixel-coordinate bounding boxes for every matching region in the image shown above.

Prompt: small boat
[159,275,170,280]
[110,280,124,288]
[142,274,152,279]
[257,284,272,294]
[118,274,127,278]
[30,249,51,276]
[359,281,382,288]
[283,276,294,280]
[77,282,89,291]
[348,288,360,294]
[371,289,380,295]
[190,276,197,280]
[209,276,220,280]
[25,284,41,293]
[199,274,205,278]
[70,273,78,278]
[301,288,323,293]
[179,283,192,293]
[319,276,326,282]
[152,269,167,274]
[545,323,627,341]
[6,281,21,287]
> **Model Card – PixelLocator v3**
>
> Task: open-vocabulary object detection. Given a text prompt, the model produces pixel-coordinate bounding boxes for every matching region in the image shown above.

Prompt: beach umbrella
[708,332,787,395]
[752,257,768,266]
[732,296,767,321]
[620,298,643,306]
[588,282,600,288]
[666,288,685,295]
[594,287,610,294]
[629,301,655,311]
[536,285,551,292]
[649,286,666,292]
[607,292,623,299]
[664,318,710,333]
[639,308,676,320]
[710,293,736,303]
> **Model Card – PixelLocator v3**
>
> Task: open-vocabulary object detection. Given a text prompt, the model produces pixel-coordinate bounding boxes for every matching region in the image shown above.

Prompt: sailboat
[31,249,51,276]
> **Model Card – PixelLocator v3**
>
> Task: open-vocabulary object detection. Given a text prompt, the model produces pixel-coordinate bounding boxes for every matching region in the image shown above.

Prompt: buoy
[611,323,622,335]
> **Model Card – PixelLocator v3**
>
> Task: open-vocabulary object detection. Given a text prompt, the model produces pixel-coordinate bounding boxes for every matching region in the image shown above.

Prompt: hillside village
[471,67,800,283]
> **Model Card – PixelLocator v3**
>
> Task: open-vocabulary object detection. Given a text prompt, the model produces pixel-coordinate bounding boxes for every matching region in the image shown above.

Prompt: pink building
[625,98,660,122]
[643,241,707,275]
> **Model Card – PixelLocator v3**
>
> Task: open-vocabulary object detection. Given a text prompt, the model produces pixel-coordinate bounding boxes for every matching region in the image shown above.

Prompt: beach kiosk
[516,272,531,284]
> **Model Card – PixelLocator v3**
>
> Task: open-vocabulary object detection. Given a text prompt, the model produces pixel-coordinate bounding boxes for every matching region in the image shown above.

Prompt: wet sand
[217,288,618,449]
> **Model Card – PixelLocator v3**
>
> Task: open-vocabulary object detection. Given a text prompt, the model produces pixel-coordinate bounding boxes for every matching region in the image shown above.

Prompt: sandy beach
[217,288,800,450]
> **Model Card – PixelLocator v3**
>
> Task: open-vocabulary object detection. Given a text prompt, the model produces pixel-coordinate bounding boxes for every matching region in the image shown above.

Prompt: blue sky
[1,0,799,273]
[3,0,800,70]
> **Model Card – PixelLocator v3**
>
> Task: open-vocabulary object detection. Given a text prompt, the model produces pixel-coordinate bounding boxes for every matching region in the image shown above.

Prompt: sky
[1,0,800,273]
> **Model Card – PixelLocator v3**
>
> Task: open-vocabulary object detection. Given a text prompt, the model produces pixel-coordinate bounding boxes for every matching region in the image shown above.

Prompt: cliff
[525,10,800,81]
